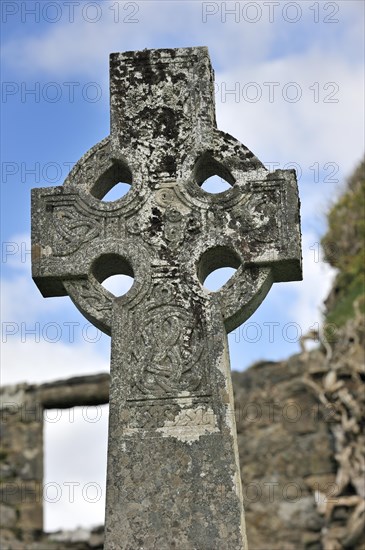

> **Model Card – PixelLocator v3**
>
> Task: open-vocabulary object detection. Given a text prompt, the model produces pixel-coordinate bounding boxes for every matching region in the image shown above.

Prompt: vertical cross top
[32,47,302,549]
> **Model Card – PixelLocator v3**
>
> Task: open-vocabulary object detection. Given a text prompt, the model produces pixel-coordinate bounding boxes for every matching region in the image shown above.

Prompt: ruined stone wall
[0,376,108,550]
[1,316,363,550]
[235,303,365,550]
[0,384,43,544]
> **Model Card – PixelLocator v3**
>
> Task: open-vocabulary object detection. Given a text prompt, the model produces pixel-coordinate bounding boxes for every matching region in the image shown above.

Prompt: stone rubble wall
[1,315,363,549]
[0,384,43,544]
[0,375,108,550]
[234,301,364,549]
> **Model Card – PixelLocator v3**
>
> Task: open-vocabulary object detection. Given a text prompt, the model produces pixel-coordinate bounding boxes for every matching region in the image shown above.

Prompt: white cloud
[215,50,364,175]
[1,233,31,272]
[1,2,278,78]
[287,231,336,330]
[2,1,362,82]
[1,235,84,327]
[1,3,194,77]
[1,336,109,386]
[1,272,69,323]
[1,233,110,386]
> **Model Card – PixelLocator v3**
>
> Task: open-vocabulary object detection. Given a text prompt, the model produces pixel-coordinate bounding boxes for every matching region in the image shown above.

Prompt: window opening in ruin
[43,404,108,531]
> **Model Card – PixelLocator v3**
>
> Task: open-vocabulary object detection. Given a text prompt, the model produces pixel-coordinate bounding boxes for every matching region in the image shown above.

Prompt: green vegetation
[321,158,365,328]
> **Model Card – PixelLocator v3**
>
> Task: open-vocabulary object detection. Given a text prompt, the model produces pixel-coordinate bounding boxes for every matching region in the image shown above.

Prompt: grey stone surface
[31,47,302,549]
[0,384,44,540]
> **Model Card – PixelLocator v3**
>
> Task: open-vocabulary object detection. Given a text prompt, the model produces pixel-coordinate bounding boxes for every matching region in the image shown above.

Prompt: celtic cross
[32,47,302,549]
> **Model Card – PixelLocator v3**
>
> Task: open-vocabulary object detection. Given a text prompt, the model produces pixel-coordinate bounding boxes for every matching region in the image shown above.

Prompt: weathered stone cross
[32,47,302,549]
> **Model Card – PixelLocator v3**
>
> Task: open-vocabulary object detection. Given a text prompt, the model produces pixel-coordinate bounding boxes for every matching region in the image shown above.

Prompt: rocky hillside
[321,158,365,329]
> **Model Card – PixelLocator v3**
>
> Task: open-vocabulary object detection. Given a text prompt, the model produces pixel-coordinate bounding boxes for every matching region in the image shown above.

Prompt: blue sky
[1,0,364,532]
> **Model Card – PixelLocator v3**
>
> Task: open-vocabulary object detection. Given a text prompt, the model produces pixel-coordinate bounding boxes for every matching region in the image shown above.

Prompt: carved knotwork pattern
[127,302,209,400]
[52,208,101,256]
[128,278,208,400]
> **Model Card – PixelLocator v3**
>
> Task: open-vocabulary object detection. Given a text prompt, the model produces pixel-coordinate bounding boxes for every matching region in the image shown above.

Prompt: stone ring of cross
[32,125,301,338]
